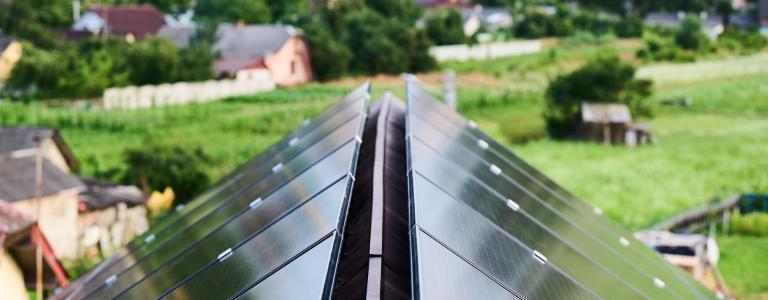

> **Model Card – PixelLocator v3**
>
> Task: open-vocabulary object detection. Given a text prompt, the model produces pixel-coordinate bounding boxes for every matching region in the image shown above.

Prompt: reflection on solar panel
[405,80,716,300]
[58,79,717,300]
[56,82,370,300]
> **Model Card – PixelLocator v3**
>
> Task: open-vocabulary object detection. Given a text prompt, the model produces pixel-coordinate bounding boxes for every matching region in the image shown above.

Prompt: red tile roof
[90,5,166,39]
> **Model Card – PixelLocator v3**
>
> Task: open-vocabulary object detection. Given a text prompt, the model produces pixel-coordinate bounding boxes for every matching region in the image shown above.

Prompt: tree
[140,0,194,15]
[675,15,711,52]
[178,42,215,82]
[544,56,653,138]
[0,0,72,48]
[127,37,181,85]
[122,144,211,204]
[194,0,272,23]
[300,21,353,81]
[716,0,734,28]
[266,0,310,22]
[425,8,467,45]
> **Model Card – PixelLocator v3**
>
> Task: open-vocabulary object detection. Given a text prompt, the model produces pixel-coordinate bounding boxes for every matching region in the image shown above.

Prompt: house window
[291,61,296,74]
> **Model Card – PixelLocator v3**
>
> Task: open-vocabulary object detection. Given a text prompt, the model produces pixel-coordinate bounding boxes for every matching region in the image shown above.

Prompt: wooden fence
[102,70,275,110]
[429,40,542,62]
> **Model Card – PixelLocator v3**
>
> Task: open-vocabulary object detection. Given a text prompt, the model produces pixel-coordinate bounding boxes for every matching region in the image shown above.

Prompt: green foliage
[730,212,768,236]
[717,235,768,297]
[194,0,272,23]
[126,37,181,85]
[139,0,194,15]
[0,0,72,48]
[514,10,573,38]
[718,28,768,55]
[577,0,711,17]
[636,31,697,62]
[4,37,215,99]
[675,15,712,52]
[122,143,211,204]
[544,56,653,138]
[177,42,216,82]
[425,8,467,46]
[266,0,310,22]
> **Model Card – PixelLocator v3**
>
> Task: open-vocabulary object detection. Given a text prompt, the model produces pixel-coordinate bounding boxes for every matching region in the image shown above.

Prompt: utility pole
[34,135,44,299]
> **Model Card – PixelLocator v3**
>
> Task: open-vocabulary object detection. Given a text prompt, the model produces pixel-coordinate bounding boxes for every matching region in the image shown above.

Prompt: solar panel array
[405,80,716,300]
[57,79,718,300]
[56,82,370,300]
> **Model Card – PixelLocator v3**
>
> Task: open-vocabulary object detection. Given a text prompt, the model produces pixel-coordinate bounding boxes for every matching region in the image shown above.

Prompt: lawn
[0,85,348,181]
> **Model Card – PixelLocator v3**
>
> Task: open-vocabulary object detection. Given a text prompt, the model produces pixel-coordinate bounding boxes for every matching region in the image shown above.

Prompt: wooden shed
[577,102,653,146]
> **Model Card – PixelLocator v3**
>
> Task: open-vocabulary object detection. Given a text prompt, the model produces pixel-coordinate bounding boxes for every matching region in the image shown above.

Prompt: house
[0,127,148,261]
[71,4,166,42]
[0,127,79,171]
[0,37,22,81]
[213,24,312,86]
[461,5,513,37]
[0,156,85,259]
[77,179,148,258]
[157,10,196,48]
[0,202,69,298]
[577,102,652,146]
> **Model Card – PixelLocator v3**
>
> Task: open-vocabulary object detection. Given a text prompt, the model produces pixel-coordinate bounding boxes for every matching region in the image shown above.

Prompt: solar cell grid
[405,80,716,300]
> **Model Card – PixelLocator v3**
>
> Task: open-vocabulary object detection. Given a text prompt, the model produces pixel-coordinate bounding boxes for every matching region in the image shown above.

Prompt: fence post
[444,70,457,111]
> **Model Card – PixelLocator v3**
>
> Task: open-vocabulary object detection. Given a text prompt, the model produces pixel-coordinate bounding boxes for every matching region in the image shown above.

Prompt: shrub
[730,212,768,236]
[425,7,467,45]
[675,15,712,52]
[718,28,768,55]
[544,56,653,138]
[122,143,211,204]
[514,11,574,38]
[636,31,697,62]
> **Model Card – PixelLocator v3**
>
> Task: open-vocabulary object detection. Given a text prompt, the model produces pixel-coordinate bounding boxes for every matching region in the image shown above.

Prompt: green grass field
[1,41,766,297]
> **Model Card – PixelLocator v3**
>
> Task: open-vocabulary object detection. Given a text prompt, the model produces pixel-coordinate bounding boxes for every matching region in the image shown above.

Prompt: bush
[122,143,211,204]
[636,31,697,62]
[675,15,712,52]
[730,212,768,236]
[514,11,573,38]
[544,56,653,138]
[425,7,467,45]
[718,28,768,55]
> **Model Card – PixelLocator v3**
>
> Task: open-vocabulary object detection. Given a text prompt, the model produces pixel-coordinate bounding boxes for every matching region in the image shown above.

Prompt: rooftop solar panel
[56,80,720,300]
[57,83,370,300]
[405,80,717,300]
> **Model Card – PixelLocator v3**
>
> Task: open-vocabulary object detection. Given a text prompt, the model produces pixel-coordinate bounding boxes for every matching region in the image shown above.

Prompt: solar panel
[57,79,719,300]
[405,80,717,300]
[57,82,370,300]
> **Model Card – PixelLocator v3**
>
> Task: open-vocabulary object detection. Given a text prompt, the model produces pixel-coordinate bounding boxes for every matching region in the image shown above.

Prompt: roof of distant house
[157,25,195,48]
[89,4,166,39]
[581,102,632,123]
[0,127,79,169]
[78,178,146,211]
[214,24,298,61]
[213,24,299,75]
[0,202,35,236]
[0,37,15,53]
[0,156,84,202]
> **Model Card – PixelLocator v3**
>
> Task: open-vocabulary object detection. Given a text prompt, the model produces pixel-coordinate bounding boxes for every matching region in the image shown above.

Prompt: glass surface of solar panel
[71,101,366,299]
[407,92,716,299]
[127,81,370,248]
[59,83,370,300]
[405,81,716,300]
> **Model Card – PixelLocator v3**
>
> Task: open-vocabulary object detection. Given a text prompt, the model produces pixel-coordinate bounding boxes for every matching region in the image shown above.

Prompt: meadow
[1,40,766,298]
